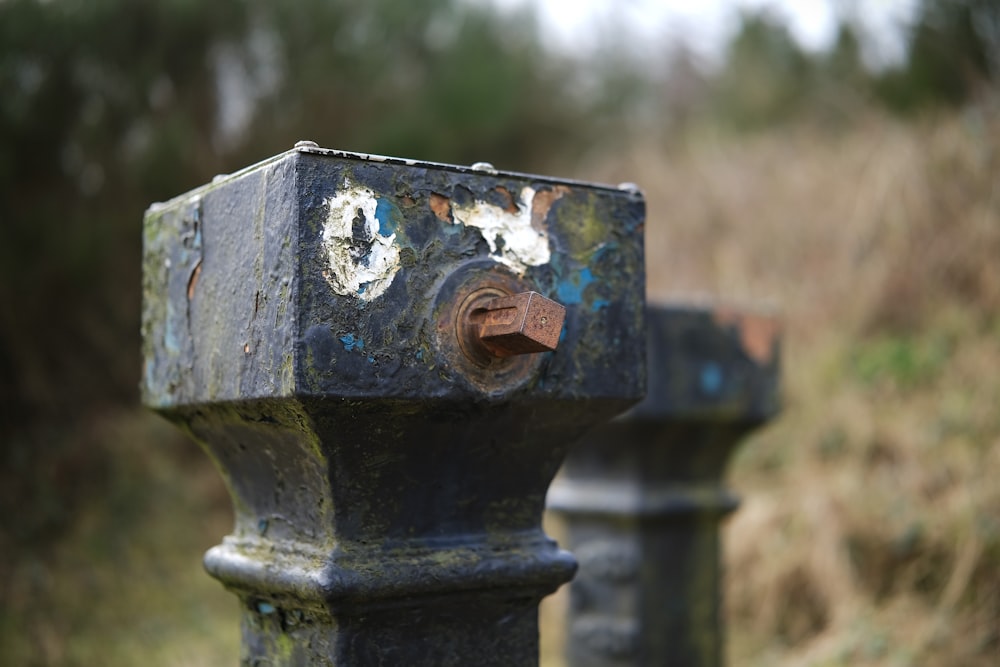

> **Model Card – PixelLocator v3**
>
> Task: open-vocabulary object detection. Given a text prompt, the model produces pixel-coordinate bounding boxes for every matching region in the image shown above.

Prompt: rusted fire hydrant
[141,144,646,666]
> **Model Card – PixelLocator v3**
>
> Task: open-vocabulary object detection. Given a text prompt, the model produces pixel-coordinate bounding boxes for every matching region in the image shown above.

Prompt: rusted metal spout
[458,290,565,363]
[479,291,565,356]
[548,303,781,667]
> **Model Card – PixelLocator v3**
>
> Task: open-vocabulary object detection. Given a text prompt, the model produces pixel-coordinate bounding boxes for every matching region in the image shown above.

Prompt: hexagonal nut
[478,291,566,357]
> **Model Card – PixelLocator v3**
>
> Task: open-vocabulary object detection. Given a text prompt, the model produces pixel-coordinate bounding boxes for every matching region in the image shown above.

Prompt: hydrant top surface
[141,144,647,410]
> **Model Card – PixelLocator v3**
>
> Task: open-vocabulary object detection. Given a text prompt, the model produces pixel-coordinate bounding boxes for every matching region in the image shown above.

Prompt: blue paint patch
[257,518,268,535]
[368,355,375,364]
[357,283,367,296]
[144,358,156,392]
[339,333,364,352]
[374,198,397,236]
[700,362,724,396]
[191,219,202,249]
[257,602,276,615]
[415,350,423,361]
[164,302,181,353]
[556,267,595,305]
[590,299,610,311]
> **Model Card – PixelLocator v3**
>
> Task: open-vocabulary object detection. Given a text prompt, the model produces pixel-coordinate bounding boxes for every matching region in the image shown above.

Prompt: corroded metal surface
[477,291,565,357]
[548,304,781,667]
[140,145,646,666]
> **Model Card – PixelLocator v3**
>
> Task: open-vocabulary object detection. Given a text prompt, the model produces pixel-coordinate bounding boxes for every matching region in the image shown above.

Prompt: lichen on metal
[140,145,646,666]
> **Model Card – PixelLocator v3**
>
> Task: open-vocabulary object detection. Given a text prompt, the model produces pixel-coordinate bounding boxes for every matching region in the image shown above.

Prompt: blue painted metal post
[140,144,646,666]
[547,303,781,667]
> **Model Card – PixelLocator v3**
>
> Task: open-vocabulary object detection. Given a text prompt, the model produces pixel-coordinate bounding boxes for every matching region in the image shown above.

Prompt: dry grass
[0,412,238,667]
[556,107,1000,666]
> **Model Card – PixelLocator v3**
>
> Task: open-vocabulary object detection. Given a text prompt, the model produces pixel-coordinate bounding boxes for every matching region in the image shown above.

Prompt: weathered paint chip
[320,183,401,301]
[339,333,364,352]
[556,267,596,305]
[429,193,452,222]
[186,261,202,300]
[712,308,781,365]
[450,186,554,274]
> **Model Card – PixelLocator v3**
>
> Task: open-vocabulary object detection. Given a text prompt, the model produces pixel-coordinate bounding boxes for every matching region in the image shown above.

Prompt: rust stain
[713,308,781,365]
[187,261,202,300]
[530,185,570,233]
[493,186,519,214]
[429,193,452,222]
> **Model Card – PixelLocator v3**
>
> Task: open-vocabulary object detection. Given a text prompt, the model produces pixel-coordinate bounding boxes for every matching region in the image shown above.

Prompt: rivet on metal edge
[470,161,497,173]
[295,140,319,149]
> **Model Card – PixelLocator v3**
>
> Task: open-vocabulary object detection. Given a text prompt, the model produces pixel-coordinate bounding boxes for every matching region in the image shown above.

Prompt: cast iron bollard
[547,303,781,667]
[140,143,646,666]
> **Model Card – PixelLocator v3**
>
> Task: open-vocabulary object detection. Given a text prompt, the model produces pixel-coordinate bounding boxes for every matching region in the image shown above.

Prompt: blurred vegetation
[602,104,1000,667]
[877,0,999,113]
[0,0,623,548]
[701,0,999,130]
[2,0,999,664]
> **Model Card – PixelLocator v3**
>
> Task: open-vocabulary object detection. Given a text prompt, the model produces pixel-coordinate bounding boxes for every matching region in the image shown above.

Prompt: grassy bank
[577,108,1000,666]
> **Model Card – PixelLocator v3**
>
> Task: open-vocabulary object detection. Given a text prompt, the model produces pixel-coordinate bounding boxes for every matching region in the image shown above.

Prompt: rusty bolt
[474,291,566,358]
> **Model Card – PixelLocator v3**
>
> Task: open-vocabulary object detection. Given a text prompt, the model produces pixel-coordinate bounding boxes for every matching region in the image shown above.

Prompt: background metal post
[547,304,781,667]
[140,145,646,666]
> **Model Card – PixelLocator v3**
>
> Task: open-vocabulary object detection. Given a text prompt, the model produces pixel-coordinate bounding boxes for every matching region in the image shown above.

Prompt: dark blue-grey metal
[547,304,781,667]
[140,144,646,666]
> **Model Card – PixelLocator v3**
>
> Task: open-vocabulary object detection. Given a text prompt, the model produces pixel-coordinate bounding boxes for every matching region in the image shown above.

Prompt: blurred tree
[226,0,584,166]
[876,0,1000,112]
[807,20,873,125]
[710,9,815,131]
[659,39,711,134]
[0,0,253,547]
[0,0,628,549]
[825,22,867,91]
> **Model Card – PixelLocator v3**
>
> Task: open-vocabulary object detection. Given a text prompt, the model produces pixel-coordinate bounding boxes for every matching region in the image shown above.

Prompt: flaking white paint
[320,185,400,301]
[451,186,550,273]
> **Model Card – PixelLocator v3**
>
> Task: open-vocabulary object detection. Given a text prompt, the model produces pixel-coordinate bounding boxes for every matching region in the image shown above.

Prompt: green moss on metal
[550,190,608,260]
